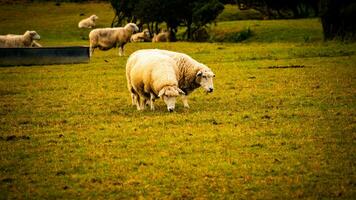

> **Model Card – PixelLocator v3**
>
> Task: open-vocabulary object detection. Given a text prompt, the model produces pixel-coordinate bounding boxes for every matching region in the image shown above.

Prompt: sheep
[78,14,98,29]
[127,49,215,109]
[0,31,40,48]
[152,31,170,42]
[89,23,139,57]
[126,51,185,112]
[2,34,41,47]
[130,29,151,42]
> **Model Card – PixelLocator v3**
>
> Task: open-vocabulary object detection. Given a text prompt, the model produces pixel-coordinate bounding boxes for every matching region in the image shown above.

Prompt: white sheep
[89,23,139,57]
[126,51,185,112]
[127,49,215,110]
[0,31,41,48]
[152,31,170,42]
[130,29,150,42]
[78,14,98,29]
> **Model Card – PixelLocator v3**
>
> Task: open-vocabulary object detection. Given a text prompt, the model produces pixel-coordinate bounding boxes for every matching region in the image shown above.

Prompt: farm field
[0,2,355,199]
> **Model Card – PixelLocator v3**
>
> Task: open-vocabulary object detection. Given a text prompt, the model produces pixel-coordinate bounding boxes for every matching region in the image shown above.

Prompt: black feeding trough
[0,46,90,66]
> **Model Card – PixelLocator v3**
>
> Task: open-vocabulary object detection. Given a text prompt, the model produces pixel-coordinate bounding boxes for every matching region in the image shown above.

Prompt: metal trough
[0,46,90,66]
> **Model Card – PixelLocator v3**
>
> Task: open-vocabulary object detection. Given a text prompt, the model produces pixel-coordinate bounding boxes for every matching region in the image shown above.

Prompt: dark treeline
[235,0,356,40]
[110,0,355,41]
[319,0,356,40]
[236,0,320,19]
[110,0,224,41]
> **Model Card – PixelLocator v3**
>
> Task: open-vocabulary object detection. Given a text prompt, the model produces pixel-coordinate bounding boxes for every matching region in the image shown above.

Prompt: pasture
[0,2,355,199]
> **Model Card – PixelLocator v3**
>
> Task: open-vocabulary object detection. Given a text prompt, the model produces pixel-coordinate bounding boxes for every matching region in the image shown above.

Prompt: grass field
[0,2,356,199]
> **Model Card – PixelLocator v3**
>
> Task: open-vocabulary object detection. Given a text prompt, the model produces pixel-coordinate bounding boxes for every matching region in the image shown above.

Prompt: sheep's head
[143,29,150,38]
[158,86,185,112]
[125,23,139,33]
[91,15,98,21]
[26,31,40,40]
[195,68,215,93]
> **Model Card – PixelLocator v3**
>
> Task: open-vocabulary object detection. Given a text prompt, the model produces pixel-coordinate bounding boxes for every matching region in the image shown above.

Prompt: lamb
[78,14,98,29]
[126,51,185,112]
[130,29,150,42]
[89,23,139,57]
[152,31,170,42]
[0,31,41,48]
[126,49,215,110]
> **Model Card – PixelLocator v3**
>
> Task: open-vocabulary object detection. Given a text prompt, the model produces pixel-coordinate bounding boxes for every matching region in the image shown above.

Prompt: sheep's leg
[119,45,124,56]
[131,93,137,106]
[182,95,190,108]
[135,95,142,110]
[139,98,146,110]
[150,93,155,111]
[89,45,94,57]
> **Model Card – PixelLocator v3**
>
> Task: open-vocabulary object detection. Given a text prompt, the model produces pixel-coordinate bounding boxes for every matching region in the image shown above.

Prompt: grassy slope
[0,2,356,199]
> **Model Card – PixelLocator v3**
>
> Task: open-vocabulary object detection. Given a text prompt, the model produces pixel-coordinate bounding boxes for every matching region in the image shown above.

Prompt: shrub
[210,27,252,42]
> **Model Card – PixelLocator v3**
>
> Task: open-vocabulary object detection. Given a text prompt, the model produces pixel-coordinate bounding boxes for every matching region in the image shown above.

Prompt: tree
[110,0,224,40]
[235,0,319,19]
[319,0,356,40]
[109,0,136,27]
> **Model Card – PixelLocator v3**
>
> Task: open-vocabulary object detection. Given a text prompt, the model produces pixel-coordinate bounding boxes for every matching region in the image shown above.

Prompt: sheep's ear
[196,71,203,77]
[158,88,166,98]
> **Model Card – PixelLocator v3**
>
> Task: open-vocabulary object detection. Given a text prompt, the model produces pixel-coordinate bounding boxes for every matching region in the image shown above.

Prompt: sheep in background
[0,31,40,48]
[126,50,185,112]
[128,49,215,109]
[89,23,139,57]
[130,29,151,42]
[4,34,41,47]
[78,14,98,29]
[152,31,170,42]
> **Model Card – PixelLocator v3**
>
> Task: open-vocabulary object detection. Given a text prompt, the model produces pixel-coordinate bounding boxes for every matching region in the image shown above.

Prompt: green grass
[216,4,263,21]
[1,2,356,199]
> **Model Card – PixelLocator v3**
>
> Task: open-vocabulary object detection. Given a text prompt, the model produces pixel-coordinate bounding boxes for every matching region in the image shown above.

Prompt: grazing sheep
[152,31,170,42]
[126,51,185,112]
[78,14,98,29]
[0,31,40,48]
[127,49,215,109]
[89,23,139,57]
[130,29,151,42]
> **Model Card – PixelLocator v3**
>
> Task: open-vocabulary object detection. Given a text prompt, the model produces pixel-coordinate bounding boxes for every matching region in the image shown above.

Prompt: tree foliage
[235,0,319,18]
[235,0,356,40]
[109,0,224,40]
[319,0,356,40]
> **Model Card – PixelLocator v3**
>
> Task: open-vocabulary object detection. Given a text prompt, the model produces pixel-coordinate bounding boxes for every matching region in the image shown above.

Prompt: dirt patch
[0,135,30,141]
[259,65,305,69]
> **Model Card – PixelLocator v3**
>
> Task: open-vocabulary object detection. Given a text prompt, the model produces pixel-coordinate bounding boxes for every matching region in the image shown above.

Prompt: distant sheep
[0,31,40,48]
[78,14,98,29]
[152,31,170,42]
[89,23,139,57]
[126,50,185,112]
[130,29,150,42]
[127,49,215,110]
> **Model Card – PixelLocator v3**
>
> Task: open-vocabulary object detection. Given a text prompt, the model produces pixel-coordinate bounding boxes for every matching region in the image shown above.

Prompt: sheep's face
[143,29,150,38]
[196,69,215,93]
[125,23,139,33]
[91,15,98,21]
[158,86,185,112]
[29,31,40,40]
